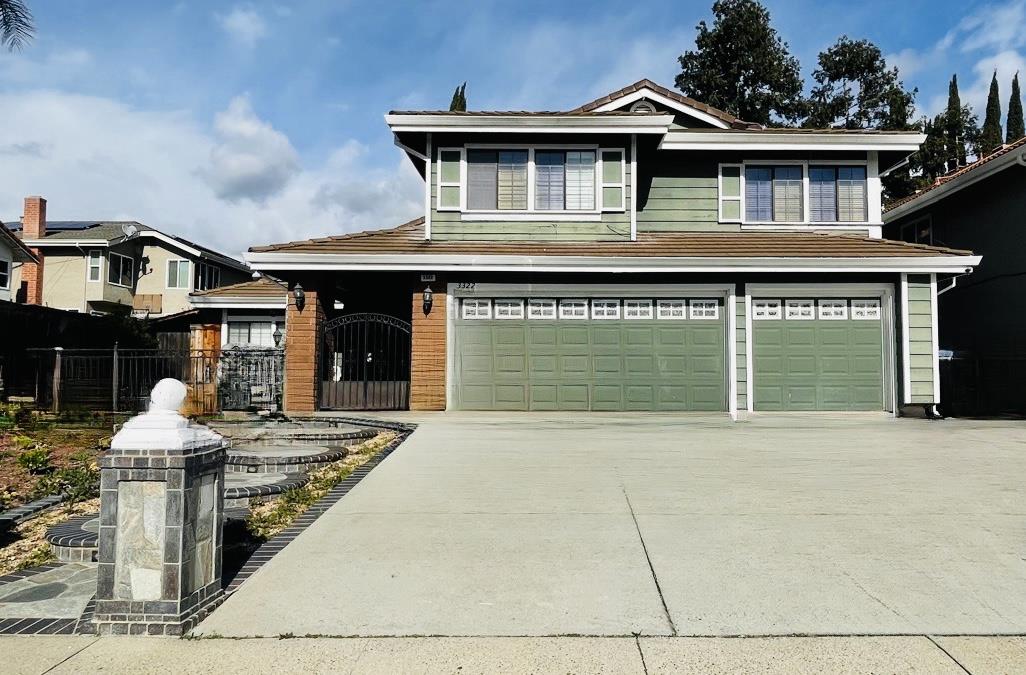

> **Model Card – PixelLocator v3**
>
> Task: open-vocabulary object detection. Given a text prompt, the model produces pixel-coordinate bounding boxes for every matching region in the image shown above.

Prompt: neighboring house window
[656,299,687,320]
[195,263,220,291]
[591,299,620,319]
[851,299,881,320]
[753,299,781,320]
[527,299,556,319]
[745,166,803,222]
[0,259,9,289]
[534,151,597,211]
[107,253,134,288]
[900,216,932,244]
[166,259,190,289]
[87,250,102,282]
[818,300,848,320]
[467,150,528,210]
[624,299,653,319]
[810,166,867,222]
[689,299,719,320]
[785,299,815,320]
[558,299,588,320]
[227,321,275,347]
[494,299,524,319]
[462,299,492,319]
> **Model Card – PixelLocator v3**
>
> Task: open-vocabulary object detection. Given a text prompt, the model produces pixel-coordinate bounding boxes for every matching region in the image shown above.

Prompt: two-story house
[884,137,1026,415]
[0,221,38,303]
[245,79,980,418]
[10,196,251,317]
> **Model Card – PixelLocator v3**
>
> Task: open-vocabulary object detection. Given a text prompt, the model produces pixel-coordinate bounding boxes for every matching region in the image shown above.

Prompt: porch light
[293,283,305,311]
[272,326,284,347]
[423,285,433,314]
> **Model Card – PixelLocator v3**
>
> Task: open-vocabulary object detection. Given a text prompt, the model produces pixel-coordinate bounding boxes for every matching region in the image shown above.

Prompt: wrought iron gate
[320,313,411,410]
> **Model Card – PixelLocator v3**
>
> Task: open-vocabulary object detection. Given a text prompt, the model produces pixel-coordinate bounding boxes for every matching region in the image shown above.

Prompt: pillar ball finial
[149,378,188,413]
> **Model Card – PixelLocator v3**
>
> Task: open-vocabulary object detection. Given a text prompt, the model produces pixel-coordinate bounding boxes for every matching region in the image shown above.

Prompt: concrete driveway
[198,414,1026,638]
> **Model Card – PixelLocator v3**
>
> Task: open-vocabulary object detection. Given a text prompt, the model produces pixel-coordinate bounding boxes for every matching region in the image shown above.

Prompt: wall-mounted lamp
[293,283,306,311]
[272,326,284,347]
[423,285,433,314]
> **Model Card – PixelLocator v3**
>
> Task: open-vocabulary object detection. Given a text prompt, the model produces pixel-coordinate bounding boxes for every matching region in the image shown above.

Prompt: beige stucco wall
[136,244,193,315]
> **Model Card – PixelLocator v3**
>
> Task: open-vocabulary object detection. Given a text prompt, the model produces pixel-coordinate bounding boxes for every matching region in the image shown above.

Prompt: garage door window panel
[753,299,781,320]
[462,299,492,319]
[559,300,588,320]
[656,299,687,320]
[689,299,719,320]
[785,299,814,320]
[591,299,621,320]
[528,298,557,319]
[818,300,849,320]
[494,299,524,319]
[624,299,653,319]
[851,299,881,320]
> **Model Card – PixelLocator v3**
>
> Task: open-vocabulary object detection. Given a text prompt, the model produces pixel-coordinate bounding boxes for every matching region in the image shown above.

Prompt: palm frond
[0,0,34,51]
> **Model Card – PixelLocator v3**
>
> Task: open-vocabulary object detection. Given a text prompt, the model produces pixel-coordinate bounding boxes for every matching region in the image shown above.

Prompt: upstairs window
[467,150,528,210]
[746,165,803,222]
[810,166,867,222]
[107,252,134,288]
[166,259,190,289]
[535,151,596,211]
[0,259,8,290]
[195,263,220,291]
[87,250,103,282]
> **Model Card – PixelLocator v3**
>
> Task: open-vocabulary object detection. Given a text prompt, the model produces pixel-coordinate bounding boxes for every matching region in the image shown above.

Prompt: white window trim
[718,163,743,223]
[558,299,589,320]
[818,299,849,320]
[851,299,881,320]
[527,298,557,319]
[457,143,627,219]
[784,299,815,320]
[0,258,9,290]
[733,159,875,227]
[108,252,134,288]
[623,299,653,319]
[461,298,492,319]
[689,299,719,320]
[599,148,626,211]
[86,250,103,283]
[656,299,688,320]
[165,258,190,290]
[752,299,782,320]
[436,146,465,212]
[493,298,525,320]
[590,299,621,320]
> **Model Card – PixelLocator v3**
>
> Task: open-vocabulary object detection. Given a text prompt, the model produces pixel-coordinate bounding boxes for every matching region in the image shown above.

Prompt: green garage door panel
[754,321,884,411]
[456,318,726,411]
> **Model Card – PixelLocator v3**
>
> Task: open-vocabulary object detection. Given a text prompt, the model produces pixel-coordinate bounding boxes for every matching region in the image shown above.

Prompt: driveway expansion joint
[623,487,677,637]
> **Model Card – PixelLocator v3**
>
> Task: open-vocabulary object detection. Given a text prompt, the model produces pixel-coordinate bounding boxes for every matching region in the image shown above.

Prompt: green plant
[16,446,52,475]
[32,451,99,504]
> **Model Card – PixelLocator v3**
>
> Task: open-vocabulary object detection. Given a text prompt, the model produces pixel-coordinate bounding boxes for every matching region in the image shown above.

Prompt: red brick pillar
[21,196,46,305]
[284,286,326,414]
[410,284,446,410]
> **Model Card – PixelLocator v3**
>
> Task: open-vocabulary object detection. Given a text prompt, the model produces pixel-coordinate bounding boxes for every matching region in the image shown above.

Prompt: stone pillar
[410,282,447,410]
[94,379,227,636]
[283,285,326,414]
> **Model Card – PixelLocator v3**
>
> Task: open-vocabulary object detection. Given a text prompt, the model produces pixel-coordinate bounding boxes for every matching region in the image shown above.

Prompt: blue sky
[1,0,1023,256]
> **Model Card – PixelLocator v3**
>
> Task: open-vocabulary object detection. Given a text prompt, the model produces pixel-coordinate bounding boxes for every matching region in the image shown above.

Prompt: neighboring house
[883,137,1026,414]
[9,196,251,317]
[244,79,980,417]
[0,221,38,303]
[190,276,288,348]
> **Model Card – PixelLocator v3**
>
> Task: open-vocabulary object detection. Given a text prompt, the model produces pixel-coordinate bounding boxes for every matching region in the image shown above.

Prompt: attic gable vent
[629,100,656,113]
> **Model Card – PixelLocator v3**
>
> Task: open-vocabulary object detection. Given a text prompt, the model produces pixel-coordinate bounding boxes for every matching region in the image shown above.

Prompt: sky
[1,0,1024,259]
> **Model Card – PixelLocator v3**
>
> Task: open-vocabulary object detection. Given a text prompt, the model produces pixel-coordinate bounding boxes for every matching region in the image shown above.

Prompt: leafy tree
[980,72,1003,155]
[1008,72,1025,142]
[0,0,32,50]
[675,0,804,125]
[448,82,467,112]
[805,37,916,130]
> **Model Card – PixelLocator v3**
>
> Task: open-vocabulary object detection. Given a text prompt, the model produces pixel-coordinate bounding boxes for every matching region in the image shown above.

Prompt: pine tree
[448,82,467,112]
[945,75,967,168]
[1008,72,1025,142]
[980,71,1003,155]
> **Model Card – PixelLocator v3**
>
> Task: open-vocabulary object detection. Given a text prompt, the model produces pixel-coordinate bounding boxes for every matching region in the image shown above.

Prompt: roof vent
[630,100,656,114]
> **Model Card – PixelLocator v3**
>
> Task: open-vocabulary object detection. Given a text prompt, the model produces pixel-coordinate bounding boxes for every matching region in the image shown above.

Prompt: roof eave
[659,131,926,152]
[385,113,675,134]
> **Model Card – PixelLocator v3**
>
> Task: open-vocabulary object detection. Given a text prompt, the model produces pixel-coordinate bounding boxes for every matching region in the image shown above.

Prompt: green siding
[455,312,726,411]
[735,293,747,411]
[753,307,884,411]
[906,275,936,404]
[636,151,728,232]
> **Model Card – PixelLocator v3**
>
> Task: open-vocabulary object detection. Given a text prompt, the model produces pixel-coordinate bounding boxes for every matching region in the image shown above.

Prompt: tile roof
[249,217,970,258]
[190,276,286,299]
[886,135,1026,212]
[387,109,663,117]
[570,79,757,129]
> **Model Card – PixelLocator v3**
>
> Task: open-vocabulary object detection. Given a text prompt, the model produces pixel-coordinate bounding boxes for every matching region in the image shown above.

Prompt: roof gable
[571,79,756,130]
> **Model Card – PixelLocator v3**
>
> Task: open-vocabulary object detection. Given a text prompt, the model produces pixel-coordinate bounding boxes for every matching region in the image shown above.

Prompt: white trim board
[930,273,941,403]
[660,131,924,152]
[900,273,912,405]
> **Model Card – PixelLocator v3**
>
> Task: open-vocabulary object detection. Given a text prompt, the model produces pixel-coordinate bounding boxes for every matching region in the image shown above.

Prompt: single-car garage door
[454,296,726,411]
[753,298,884,411]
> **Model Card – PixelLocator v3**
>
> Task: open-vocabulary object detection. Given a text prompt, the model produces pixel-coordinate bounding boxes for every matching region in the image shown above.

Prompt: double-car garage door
[452,290,886,413]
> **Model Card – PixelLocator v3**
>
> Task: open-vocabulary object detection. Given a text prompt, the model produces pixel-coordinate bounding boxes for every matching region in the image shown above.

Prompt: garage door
[753,298,884,411]
[454,296,726,411]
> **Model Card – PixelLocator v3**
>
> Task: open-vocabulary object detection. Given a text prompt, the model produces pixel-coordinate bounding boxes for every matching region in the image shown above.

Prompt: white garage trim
[901,273,911,405]
[744,291,754,414]
[728,288,737,421]
[745,282,897,414]
[931,273,940,403]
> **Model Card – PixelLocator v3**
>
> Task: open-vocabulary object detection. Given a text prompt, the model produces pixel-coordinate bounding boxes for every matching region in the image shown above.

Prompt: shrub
[17,446,52,475]
[32,451,100,504]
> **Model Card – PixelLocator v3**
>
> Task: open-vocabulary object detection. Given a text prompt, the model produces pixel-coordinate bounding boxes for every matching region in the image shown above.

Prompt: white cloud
[952,0,1026,53]
[202,95,299,202]
[217,6,268,48]
[0,90,422,260]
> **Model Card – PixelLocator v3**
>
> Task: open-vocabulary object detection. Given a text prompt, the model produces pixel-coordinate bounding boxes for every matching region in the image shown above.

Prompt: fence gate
[320,313,411,410]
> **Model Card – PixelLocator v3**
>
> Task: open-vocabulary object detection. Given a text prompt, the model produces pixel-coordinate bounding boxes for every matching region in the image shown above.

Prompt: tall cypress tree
[980,71,1003,155]
[448,82,467,112]
[1008,72,1025,142]
[945,75,967,168]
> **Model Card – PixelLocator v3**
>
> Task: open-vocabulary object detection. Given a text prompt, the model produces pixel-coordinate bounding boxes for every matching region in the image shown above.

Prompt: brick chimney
[21,196,46,305]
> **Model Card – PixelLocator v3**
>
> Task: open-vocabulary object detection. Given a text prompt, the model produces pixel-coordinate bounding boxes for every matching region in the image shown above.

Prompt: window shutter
[467,150,498,210]
[497,150,528,210]
[837,167,867,222]
[600,149,625,210]
[565,150,595,210]
[719,164,742,222]
[535,151,565,210]
[809,167,836,222]
[745,167,772,221]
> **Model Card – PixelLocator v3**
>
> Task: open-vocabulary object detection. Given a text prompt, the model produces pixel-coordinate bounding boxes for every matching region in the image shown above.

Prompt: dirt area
[0,499,99,577]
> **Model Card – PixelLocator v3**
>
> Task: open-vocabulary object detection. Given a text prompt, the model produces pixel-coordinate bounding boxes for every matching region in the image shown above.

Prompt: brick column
[283,286,325,414]
[21,196,46,305]
[410,284,446,410]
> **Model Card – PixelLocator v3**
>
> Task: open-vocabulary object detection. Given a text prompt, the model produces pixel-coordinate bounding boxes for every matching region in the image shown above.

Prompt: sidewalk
[5,634,1024,674]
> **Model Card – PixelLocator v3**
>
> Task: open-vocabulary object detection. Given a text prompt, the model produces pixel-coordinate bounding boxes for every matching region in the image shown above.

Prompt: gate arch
[320,313,411,410]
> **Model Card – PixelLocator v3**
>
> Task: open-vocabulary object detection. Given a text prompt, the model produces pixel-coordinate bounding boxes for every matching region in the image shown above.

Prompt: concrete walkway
[198,413,1026,638]
[5,634,1026,674]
